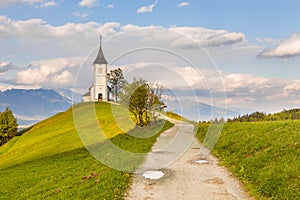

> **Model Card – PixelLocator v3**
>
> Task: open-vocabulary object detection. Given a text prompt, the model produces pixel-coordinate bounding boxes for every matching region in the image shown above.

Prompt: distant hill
[228,108,300,122]
[0,88,74,126]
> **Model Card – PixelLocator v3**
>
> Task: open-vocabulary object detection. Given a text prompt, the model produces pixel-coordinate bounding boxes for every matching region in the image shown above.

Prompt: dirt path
[125,119,252,200]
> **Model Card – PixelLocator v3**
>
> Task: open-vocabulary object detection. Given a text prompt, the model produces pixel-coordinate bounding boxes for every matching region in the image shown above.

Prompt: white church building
[82,36,110,102]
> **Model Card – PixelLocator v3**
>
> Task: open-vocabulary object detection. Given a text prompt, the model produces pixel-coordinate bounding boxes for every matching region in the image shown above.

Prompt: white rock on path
[142,171,165,180]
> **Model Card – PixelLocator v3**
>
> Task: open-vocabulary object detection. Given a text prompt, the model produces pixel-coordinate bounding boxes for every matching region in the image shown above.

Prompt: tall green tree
[120,78,147,126]
[108,68,125,102]
[120,78,165,126]
[0,108,18,145]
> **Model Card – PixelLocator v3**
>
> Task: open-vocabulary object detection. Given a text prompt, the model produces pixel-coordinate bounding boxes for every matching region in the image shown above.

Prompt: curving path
[125,118,252,200]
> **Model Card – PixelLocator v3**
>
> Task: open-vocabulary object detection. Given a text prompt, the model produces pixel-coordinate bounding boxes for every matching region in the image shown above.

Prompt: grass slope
[166,111,190,122]
[0,102,174,199]
[197,120,300,199]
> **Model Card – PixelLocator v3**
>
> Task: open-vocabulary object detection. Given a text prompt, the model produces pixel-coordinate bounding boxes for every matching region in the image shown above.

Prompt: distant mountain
[0,88,251,126]
[163,97,245,121]
[52,88,82,104]
[0,88,73,127]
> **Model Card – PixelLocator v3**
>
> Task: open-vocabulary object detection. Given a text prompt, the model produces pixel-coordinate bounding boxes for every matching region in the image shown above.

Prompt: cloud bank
[1,16,299,113]
[0,0,52,8]
[15,57,84,87]
[170,27,245,48]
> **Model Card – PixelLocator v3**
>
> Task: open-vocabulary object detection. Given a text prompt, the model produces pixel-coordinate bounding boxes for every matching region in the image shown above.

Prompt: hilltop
[0,102,173,199]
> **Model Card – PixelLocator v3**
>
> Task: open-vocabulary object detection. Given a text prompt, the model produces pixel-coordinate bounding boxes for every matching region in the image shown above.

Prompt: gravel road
[125,118,252,200]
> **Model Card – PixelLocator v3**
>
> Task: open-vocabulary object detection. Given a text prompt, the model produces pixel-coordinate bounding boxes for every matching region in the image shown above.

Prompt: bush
[0,108,18,145]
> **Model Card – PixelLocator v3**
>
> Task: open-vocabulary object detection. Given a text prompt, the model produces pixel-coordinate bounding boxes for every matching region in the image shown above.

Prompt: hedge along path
[126,118,252,200]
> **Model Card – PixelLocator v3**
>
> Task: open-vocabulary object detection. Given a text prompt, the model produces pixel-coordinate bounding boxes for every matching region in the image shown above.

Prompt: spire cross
[100,34,102,47]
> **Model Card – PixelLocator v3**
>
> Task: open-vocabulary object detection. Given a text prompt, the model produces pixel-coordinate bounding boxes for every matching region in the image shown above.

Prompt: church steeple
[93,34,108,65]
[82,34,109,102]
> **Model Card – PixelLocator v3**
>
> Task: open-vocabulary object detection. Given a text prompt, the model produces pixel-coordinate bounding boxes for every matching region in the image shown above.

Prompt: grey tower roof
[93,35,107,65]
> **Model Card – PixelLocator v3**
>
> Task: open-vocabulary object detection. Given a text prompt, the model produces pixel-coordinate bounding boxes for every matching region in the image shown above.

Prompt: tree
[0,108,18,145]
[107,68,125,102]
[147,83,164,108]
[147,83,165,123]
[120,78,165,126]
[130,84,149,126]
[120,78,148,126]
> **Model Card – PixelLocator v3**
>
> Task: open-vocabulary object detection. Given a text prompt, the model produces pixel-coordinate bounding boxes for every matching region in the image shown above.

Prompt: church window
[98,68,103,74]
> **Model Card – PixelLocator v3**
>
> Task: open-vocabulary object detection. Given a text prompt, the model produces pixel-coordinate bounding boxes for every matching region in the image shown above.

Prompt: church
[82,36,110,102]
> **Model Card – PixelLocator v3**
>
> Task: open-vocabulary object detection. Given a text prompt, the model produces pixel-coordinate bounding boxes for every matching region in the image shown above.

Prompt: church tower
[93,35,108,101]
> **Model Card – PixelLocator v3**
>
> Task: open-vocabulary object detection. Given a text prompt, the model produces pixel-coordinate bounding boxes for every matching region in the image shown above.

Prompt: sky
[0,0,300,117]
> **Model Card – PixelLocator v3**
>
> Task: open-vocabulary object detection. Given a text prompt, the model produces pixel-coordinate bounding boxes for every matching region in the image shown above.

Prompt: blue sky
[0,0,300,115]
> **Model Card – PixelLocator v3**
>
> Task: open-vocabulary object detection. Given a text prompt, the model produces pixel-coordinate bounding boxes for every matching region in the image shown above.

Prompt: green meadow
[0,102,174,199]
[2,101,299,200]
[197,120,300,199]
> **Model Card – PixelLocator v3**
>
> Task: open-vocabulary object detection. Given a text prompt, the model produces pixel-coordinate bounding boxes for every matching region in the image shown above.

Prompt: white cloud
[107,4,114,9]
[40,1,56,8]
[137,0,158,14]
[170,26,245,48]
[116,24,245,48]
[284,80,300,91]
[79,0,97,8]
[16,57,84,87]
[178,2,189,7]
[259,33,300,58]
[0,0,44,8]
[0,16,120,42]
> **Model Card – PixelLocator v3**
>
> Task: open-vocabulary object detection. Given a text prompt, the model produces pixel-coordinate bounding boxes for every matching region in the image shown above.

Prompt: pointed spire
[93,34,107,65]
[100,34,102,47]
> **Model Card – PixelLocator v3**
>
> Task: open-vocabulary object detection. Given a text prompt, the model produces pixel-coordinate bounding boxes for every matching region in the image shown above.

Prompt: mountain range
[163,97,251,121]
[0,88,252,127]
[0,88,75,127]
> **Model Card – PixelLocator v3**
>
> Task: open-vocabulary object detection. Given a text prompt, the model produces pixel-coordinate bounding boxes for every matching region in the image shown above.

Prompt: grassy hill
[228,108,300,122]
[0,102,174,199]
[197,120,300,199]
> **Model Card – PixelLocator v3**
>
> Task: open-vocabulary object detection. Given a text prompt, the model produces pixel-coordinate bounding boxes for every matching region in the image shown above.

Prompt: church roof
[93,35,107,65]
[83,91,90,97]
